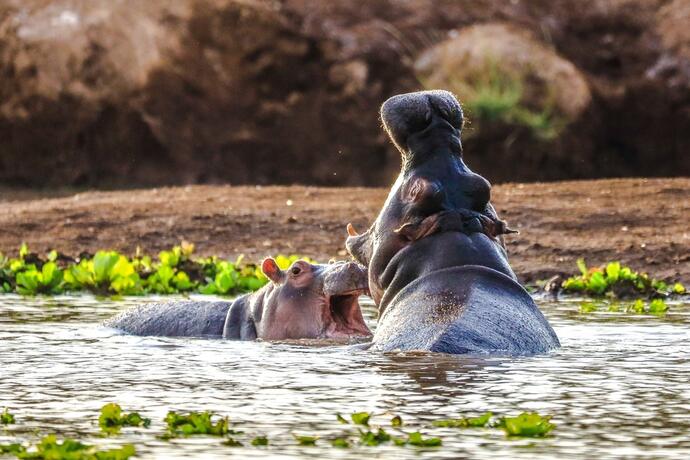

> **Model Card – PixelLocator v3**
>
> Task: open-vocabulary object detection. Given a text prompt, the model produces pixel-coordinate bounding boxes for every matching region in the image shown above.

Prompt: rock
[415,22,591,128]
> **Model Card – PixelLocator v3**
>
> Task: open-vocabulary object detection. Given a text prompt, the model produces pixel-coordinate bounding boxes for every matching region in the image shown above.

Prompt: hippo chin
[346,90,559,355]
[105,259,372,341]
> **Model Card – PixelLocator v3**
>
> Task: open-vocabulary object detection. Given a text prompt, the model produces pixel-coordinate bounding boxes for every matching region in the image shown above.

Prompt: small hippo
[105,258,372,341]
[346,90,559,354]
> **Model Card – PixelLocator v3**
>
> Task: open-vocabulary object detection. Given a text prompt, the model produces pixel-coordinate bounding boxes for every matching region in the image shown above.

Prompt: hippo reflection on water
[346,90,559,354]
[106,258,371,341]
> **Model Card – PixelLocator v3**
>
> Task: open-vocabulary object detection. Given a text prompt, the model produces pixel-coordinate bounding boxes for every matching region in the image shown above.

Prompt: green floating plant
[358,428,391,446]
[293,434,318,446]
[331,438,350,448]
[98,403,150,434]
[562,259,685,298]
[0,435,135,460]
[250,436,268,446]
[163,411,229,438]
[498,412,555,438]
[222,437,243,447]
[350,412,371,426]
[433,411,492,428]
[403,431,442,447]
[0,444,24,455]
[1,408,15,425]
[0,243,312,298]
[579,298,669,316]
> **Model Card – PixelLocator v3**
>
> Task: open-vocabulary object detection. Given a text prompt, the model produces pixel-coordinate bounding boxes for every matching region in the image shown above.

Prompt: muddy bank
[0,178,687,284]
[1,0,690,187]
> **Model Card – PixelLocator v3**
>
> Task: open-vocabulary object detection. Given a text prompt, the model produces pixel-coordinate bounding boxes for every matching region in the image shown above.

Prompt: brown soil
[0,178,687,284]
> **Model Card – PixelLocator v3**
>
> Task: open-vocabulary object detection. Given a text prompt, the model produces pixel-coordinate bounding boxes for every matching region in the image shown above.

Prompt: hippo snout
[322,261,369,297]
[380,90,463,156]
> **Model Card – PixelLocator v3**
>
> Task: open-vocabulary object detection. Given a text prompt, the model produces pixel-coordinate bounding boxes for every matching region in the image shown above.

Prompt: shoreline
[0,178,688,284]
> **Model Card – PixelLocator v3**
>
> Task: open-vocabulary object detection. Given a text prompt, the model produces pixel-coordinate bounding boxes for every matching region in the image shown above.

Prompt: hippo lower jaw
[322,290,372,339]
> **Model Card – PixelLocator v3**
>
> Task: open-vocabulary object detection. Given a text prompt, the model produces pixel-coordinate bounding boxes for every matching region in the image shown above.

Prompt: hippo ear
[261,258,285,284]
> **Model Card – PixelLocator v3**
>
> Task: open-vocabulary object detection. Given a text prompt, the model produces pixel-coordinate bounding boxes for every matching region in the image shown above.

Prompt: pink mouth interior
[325,292,371,339]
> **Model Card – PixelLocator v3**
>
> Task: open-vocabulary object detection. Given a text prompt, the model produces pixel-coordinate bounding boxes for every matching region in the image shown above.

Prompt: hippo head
[346,90,500,306]
[252,258,371,341]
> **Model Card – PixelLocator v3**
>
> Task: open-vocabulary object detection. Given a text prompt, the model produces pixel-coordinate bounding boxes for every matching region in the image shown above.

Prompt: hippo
[346,90,559,354]
[105,258,372,341]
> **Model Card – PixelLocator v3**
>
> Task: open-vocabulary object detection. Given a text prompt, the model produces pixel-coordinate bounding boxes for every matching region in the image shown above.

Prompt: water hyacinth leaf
[294,435,318,446]
[406,431,442,447]
[251,436,268,446]
[0,243,312,297]
[223,437,243,447]
[0,443,25,455]
[433,411,492,428]
[164,411,229,437]
[648,298,668,315]
[99,403,151,434]
[627,299,646,314]
[1,408,15,424]
[391,415,403,427]
[673,282,686,294]
[93,252,120,283]
[12,435,135,460]
[588,272,607,295]
[358,428,391,446]
[351,412,371,426]
[579,302,598,314]
[500,412,555,437]
[465,411,493,427]
[562,259,680,297]
[336,413,348,424]
[331,438,350,448]
[605,262,621,282]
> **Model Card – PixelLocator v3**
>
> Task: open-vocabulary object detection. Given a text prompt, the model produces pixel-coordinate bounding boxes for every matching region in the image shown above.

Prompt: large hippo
[346,90,559,354]
[105,258,371,341]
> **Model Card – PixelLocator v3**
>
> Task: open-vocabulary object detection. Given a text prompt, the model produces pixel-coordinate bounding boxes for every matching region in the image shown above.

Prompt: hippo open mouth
[324,290,371,339]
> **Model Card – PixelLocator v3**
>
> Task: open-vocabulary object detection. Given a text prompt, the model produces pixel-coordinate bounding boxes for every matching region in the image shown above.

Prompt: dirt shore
[0,178,688,284]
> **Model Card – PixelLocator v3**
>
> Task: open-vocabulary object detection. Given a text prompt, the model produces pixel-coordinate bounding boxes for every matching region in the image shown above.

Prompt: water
[1,294,689,459]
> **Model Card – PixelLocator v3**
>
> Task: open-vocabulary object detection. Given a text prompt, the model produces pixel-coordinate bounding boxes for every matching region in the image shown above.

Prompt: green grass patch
[562,259,685,298]
[0,243,311,297]
[422,62,563,141]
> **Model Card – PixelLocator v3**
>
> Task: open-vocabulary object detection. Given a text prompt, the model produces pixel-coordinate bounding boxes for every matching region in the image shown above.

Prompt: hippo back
[104,301,232,338]
[371,265,559,354]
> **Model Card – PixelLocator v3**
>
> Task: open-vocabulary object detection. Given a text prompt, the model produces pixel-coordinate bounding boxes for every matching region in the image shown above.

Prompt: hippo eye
[290,266,302,276]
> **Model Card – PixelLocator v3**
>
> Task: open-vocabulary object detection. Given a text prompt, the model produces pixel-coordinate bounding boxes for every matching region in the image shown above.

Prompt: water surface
[1,294,689,459]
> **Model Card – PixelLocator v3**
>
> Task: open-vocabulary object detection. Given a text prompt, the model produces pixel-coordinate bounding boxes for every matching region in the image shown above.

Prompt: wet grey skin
[346,89,559,354]
[105,259,372,341]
